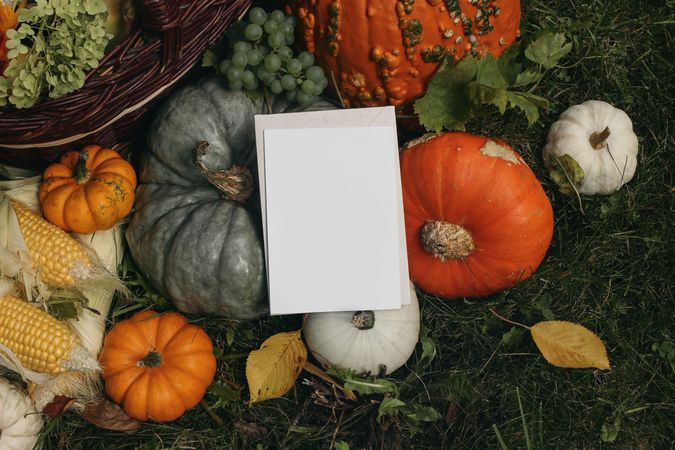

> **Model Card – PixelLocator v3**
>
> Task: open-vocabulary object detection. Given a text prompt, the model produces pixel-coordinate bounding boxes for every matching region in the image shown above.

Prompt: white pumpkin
[0,378,42,450]
[303,284,420,376]
[543,100,639,195]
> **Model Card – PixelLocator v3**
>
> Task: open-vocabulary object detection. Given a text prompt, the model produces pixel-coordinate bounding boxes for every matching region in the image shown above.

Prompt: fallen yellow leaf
[246,330,308,403]
[530,321,610,370]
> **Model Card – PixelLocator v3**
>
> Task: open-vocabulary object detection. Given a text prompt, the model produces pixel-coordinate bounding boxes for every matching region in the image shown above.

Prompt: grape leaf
[507,91,549,125]
[246,330,308,403]
[414,56,477,132]
[530,321,610,370]
[525,32,573,69]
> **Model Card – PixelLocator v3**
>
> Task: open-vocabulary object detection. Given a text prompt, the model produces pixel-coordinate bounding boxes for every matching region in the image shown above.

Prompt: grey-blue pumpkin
[126,77,334,319]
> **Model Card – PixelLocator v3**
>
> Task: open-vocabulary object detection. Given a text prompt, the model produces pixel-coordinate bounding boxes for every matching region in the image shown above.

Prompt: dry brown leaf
[530,321,610,370]
[81,398,141,434]
[246,330,308,403]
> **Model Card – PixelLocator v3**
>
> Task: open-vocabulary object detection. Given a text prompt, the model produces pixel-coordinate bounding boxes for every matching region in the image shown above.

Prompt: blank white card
[263,126,406,315]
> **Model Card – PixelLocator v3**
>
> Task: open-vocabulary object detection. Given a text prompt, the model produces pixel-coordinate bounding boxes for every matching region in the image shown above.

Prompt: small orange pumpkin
[401,133,553,299]
[100,311,217,422]
[39,145,137,234]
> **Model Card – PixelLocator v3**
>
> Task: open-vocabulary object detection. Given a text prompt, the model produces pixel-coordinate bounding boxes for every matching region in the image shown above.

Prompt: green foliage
[414,32,572,131]
[327,368,398,395]
[0,0,110,108]
[377,397,442,435]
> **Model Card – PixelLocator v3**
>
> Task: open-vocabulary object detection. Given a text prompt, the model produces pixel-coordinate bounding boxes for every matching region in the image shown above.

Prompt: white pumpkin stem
[420,221,475,261]
[589,127,611,150]
[351,311,375,330]
[192,141,254,204]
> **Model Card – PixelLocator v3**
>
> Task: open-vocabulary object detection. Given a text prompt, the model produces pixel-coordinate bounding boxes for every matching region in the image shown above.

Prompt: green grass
[40,1,673,448]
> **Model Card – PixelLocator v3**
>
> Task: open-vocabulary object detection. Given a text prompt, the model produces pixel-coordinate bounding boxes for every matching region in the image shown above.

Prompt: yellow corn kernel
[0,296,79,374]
[11,200,91,288]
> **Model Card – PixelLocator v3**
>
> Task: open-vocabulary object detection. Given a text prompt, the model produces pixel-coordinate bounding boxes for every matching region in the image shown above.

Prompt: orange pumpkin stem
[351,310,375,330]
[589,126,611,150]
[73,150,91,184]
[138,351,162,368]
[420,220,475,261]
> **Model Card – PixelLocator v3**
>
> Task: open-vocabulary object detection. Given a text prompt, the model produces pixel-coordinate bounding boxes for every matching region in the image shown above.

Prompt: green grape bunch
[212,7,328,106]
[0,0,111,109]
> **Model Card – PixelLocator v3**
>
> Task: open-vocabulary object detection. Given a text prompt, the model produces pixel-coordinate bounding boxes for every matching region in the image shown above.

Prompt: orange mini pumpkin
[39,145,137,234]
[286,0,520,107]
[100,311,217,422]
[401,133,553,299]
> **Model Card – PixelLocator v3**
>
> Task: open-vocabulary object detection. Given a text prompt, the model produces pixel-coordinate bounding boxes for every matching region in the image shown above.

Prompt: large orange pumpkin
[39,145,137,234]
[401,133,553,299]
[100,311,217,422]
[286,0,520,107]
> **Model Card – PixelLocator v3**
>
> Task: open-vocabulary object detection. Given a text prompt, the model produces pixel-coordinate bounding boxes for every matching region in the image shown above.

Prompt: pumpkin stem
[192,141,254,204]
[73,150,91,184]
[351,311,375,330]
[138,351,162,368]
[589,126,611,150]
[420,221,475,261]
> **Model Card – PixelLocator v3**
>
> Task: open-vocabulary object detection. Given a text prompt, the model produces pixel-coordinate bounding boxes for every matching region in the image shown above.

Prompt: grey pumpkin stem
[351,311,375,330]
[192,141,254,204]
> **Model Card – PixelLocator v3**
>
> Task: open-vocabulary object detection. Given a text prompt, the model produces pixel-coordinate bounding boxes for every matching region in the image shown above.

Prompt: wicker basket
[0,0,251,169]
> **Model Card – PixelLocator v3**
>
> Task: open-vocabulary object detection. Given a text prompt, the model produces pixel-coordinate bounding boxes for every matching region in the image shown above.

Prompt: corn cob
[11,200,91,288]
[0,296,98,374]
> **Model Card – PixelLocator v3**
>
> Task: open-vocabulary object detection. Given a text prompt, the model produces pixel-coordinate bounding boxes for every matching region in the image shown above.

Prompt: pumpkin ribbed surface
[286,0,520,107]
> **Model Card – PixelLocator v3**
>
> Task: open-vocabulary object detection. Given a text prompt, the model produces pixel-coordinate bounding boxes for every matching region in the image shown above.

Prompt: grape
[277,46,293,61]
[286,89,297,101]
[244,23,263,41]
[296,91,312,105]
[242,70,255,85]
[312,83,323,96]
[281,74,296,91]
[317,77,329,90]
[246,49,262,66]
[248,7,267,25]
[284,34,295,46]
[270,10,285,22]
[268,30,285,49]
[305,65,324,83]
[258,45,270,56]
[298,51,314,68]
[226,66,242,82]
[232,52,248,68]
[264,54,281,72]
[263,20,278,34]
[301,79,316,95]
[270,80,283,94]
[286,58,302,76]
[244,78,258,91]
[278,22,293,37]
[233,41,251,54]
[285,15,298,27]
[229,79,243,90]
[219,59,231,73]
[257,67,274,85]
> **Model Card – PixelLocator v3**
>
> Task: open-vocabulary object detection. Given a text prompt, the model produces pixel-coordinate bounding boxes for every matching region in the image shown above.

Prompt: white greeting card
[254,107,410,314]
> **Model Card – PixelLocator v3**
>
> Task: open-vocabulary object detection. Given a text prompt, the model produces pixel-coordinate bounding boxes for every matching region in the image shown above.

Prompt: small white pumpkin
[304,284,420,376]
[0,378,42,450]
[543,100,639,195]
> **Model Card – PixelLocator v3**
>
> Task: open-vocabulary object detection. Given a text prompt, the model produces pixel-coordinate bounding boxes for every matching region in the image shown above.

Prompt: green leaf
[414,56,477,132]
[475,54,508,89]
[548,154,585,195]
[208,381,241,410]
[417,327,437,371]
[502,326,525,347]
[334,441,350,450]
[202,49,219,69]
[327,368,398,395]
[514,69,542,87]
[525,32,573,69]
[377,397,406,422]
[600,417,621,442]
[467,82,508,113]
[507,91,549,125]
